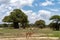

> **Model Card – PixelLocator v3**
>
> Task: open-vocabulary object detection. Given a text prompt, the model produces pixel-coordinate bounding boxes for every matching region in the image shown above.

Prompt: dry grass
[0,27,59,40]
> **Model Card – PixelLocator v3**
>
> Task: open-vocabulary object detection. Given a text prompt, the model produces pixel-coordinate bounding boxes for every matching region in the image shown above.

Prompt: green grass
[0,28,60,38]
[52,31,60,37]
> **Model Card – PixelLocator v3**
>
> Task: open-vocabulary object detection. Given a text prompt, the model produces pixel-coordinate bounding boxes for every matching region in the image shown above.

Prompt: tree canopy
[50,15,60,30]
[3,9,29,29]
[35,20,45,28]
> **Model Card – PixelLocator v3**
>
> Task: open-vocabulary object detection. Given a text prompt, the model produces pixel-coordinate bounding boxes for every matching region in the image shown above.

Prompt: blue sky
[0,0,60,24]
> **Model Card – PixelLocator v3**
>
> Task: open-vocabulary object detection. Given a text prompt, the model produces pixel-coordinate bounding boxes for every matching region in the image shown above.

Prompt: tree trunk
[21,23,25,29]
[55,21,59,31]
[13,22,19,29]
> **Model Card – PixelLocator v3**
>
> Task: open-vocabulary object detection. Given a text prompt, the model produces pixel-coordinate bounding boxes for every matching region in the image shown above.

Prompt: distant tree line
[0,9,60,31]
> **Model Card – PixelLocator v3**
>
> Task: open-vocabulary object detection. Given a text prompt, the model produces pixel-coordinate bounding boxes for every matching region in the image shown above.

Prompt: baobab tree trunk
[13,22,19,29]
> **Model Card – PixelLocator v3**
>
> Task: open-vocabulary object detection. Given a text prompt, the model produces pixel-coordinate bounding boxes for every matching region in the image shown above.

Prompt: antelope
[26,32,33,38]
[26,28,34,38]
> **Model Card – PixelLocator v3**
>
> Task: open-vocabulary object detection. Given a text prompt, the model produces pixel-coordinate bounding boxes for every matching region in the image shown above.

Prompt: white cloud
[22,10,37,24]
[0,0,9,4]
[50,9,59,12]
[0,0,34,11]
[22,10,51,24]
[0,4,6,12]
[10,0,17,3]
[40,0,54,6]
[38,10,51,17]
[23,10,41,24]
[0,4,13,23]
[10,0,34,6]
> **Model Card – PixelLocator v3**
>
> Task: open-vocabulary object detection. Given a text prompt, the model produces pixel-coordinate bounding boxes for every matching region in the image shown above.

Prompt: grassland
[0,27,59,38]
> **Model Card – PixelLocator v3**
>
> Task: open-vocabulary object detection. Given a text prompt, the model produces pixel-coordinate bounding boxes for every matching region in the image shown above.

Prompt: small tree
[35,20,45,28]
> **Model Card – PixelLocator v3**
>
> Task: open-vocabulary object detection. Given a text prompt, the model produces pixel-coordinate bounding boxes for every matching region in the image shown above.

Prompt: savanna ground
[0,27,60,40]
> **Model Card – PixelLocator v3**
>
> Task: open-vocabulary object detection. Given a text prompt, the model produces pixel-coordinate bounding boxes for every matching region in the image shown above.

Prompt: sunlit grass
[0,27,59,38]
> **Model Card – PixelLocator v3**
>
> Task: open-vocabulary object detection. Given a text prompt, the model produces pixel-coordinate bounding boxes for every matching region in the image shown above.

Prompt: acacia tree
[35,20,45,28]
[3,9,28,29]
[50,15,60,30]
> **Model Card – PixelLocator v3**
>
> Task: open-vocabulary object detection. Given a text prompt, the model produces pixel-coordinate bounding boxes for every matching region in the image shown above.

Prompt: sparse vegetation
[0,28,59,38]
[0,9,60,40]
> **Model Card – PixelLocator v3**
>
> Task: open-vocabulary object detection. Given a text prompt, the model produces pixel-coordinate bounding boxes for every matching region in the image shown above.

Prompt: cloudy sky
[0,0,60,24]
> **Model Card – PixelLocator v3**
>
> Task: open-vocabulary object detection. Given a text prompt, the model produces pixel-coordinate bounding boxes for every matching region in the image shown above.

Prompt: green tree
[35,20,45,28]
[3,9,28,29]
[50,15,60,31]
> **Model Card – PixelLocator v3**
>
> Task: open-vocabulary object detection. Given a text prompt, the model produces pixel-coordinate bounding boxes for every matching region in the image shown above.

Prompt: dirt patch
[0,37,59,40]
